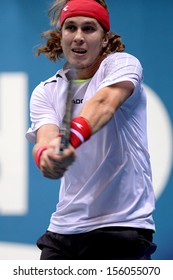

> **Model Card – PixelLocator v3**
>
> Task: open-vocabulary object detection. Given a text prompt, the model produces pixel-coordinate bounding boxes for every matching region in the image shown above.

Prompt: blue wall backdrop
[0,0,172,259]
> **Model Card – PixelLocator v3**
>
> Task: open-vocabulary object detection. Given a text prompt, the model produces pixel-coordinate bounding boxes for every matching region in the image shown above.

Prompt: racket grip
[55,131,69,154]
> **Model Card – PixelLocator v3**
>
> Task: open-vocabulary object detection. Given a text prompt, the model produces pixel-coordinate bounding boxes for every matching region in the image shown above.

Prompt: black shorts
[37,227,157,260]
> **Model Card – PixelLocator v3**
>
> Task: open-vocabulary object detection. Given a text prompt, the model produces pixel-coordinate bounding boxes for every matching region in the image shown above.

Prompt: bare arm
[80,81,134,133]
[32,124,59,157]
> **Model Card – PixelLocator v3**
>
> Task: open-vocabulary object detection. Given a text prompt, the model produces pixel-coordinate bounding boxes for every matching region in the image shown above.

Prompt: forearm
[32,124,59,158]
[80,97,114,134]
[79,82,133,134]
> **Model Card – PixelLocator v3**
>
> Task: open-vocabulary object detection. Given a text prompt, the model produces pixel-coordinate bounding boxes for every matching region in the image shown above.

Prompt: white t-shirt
[26,52,156,234]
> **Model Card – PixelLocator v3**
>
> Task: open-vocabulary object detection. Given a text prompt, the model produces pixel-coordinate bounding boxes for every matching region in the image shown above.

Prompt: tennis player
[26,0,157,259]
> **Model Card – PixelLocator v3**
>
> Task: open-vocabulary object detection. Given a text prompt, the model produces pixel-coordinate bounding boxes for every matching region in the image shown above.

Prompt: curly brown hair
[36,0,125,62]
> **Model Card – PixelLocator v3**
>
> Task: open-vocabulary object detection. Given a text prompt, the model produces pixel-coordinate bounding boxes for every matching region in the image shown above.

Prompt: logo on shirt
[73,99,83,104]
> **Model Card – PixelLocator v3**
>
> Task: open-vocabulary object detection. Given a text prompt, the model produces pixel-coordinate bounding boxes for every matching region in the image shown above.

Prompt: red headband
[60,0,110,31]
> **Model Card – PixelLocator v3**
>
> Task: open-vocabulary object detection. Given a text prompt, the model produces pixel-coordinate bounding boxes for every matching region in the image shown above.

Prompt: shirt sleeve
[99,53,143,87]
[26,82,61,143]
[97,52,144,110]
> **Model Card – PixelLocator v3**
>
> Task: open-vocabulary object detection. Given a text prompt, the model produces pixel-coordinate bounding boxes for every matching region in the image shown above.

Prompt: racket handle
[56,130,70,154]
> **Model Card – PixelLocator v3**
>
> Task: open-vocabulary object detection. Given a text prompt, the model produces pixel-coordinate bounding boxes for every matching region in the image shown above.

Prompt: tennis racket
[56,65,77,154]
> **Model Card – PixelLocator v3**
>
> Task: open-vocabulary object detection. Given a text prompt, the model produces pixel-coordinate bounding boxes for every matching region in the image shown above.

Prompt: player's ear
[102,32,109,48]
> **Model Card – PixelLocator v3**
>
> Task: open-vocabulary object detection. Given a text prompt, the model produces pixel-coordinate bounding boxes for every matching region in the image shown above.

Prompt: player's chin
[69,57,88,68]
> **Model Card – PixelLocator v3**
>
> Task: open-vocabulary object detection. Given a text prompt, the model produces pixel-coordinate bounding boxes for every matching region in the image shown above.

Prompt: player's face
[61,16,108,74]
